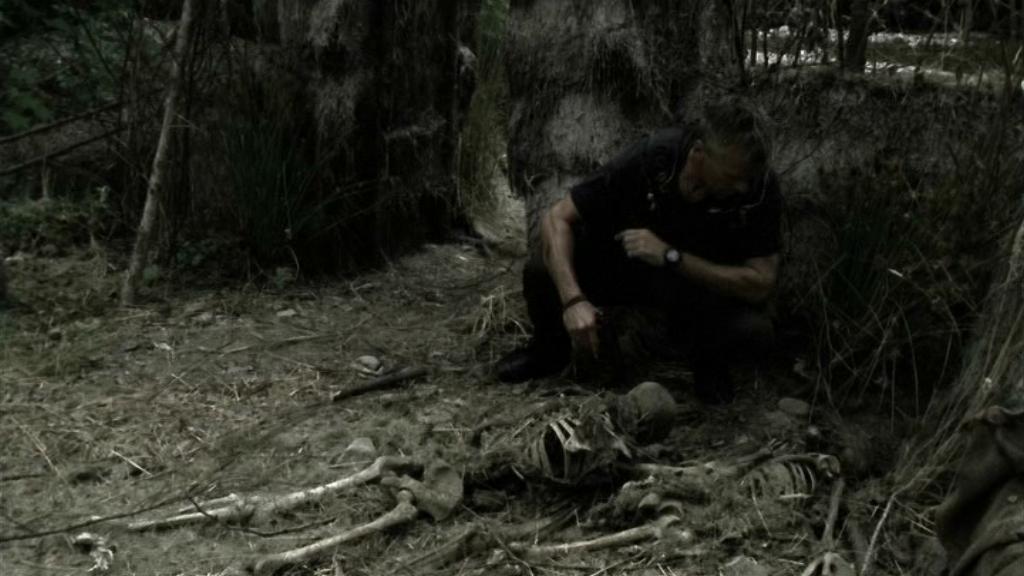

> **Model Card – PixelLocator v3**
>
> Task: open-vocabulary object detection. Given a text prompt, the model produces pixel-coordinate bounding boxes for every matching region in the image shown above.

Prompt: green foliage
[477,0,509,73]
[0,194,110,254]
[458,0,509,217]
[221,110,343,277]
[807,133,1021,412]
[0,0,133,134]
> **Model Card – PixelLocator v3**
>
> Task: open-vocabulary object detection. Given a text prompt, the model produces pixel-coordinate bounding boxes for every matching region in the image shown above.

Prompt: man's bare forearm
[676,252,778,305]
[541,208,583,304]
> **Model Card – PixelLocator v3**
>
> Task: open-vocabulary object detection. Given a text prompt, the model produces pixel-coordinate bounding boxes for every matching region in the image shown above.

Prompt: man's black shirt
[570,127,782,265]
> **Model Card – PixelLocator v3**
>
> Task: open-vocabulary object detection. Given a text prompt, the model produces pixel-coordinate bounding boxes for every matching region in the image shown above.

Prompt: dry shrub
[772,75,1024,417]
[893,215,1023,503]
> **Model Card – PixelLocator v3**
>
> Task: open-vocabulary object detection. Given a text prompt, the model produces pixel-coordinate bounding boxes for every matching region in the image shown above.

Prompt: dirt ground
[0,192,921,576]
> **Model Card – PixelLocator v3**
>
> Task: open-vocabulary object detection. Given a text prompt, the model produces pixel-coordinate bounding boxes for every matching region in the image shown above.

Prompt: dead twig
[860,487,902,576]
[331,366,427,402]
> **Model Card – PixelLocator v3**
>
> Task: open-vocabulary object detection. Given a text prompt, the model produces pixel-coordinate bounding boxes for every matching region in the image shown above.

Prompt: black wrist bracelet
[562,294,588,311]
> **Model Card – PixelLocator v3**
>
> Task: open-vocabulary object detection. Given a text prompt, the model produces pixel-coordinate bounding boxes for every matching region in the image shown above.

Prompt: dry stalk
[860,486,904,576]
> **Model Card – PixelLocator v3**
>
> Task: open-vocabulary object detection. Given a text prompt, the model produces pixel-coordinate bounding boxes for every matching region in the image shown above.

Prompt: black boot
[496,340,569,383]
[692,361,735,405]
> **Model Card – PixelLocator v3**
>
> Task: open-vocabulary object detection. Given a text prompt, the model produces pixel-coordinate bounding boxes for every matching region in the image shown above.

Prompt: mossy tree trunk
[505,0,727,248]
[121,0,198,305]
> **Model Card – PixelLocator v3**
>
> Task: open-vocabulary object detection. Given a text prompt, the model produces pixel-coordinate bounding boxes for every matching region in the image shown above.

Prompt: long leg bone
[249,459,464,576]
[252,490,419,576]
[127,456,417,531]
[800,478,855,576]
[509,514,690,558]
[627,443,778,479]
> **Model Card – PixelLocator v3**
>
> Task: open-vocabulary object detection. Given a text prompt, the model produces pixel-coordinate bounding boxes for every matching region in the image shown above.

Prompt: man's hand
[563,299,600,358]
[615,229,670,267]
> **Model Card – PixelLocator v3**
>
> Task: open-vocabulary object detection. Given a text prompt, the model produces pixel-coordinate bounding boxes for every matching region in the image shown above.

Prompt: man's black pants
[522,228,774,400]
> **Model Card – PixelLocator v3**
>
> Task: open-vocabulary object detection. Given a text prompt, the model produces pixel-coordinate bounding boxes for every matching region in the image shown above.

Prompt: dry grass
[0,240,870,576]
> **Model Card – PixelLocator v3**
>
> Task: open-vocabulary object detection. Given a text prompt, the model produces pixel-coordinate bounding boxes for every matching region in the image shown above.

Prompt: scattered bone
[510,514,691,558]
[380,460,463,521]
[405,510,572,569]
[799,478,855,576]
[127,456,418,531]
[628,442,778,479]
[740,454,841,500]
[71,532,115,573]
[252,491,419,576]
[251,459,463,575]
[778,397,811,417]
[341,437,378,462]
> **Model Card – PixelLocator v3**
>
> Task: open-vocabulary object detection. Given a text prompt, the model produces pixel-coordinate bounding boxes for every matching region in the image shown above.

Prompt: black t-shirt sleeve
[569,139,647,238]
[569,171,617,236]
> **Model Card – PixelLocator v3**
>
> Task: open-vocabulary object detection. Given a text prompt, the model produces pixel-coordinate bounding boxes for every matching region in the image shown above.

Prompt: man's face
[678,140,750,204]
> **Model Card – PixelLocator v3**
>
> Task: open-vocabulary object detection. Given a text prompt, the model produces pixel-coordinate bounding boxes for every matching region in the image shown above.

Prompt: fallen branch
[127,456,417,531]
[0,126,125,177]
[331,366,427,402]
[510,514,686,558]
[252,491,419,576]
[0,100,122,146]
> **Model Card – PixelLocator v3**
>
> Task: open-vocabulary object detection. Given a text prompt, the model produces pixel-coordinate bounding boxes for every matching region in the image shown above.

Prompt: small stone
[351,355,382,375]
[193,311,214,325]
[778,397,811,417]
[764,410,794,431]
[342,437,377,461]
[276,308,297,318]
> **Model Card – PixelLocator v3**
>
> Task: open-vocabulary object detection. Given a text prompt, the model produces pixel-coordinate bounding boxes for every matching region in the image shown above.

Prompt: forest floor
[0,190,929,576]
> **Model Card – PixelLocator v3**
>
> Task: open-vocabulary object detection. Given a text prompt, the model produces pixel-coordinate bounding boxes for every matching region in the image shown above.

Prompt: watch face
[665,249,680,264]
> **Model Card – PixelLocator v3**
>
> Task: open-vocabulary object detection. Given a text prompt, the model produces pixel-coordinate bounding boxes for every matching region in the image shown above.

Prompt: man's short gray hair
[700,98,770,180]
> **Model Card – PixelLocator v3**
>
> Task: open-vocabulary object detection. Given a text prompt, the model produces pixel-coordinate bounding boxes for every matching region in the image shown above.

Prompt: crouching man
[496,99,783,404]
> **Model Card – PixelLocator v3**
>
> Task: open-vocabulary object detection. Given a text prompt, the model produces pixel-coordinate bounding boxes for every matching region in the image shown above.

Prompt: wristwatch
[663,247,681,267]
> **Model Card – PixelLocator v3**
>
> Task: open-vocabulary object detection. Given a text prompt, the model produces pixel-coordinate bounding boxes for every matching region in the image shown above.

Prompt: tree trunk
[121,0,197,305]
[844,0,871,72]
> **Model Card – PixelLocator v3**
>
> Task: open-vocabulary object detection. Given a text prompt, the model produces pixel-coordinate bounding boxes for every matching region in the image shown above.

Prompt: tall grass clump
[806,103,1022,416]
[457,0,509,217]
[221,94,342,277]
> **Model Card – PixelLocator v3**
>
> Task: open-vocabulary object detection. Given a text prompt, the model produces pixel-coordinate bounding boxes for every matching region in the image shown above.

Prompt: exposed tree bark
[844,0,872,72]
[121,0,197,305]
